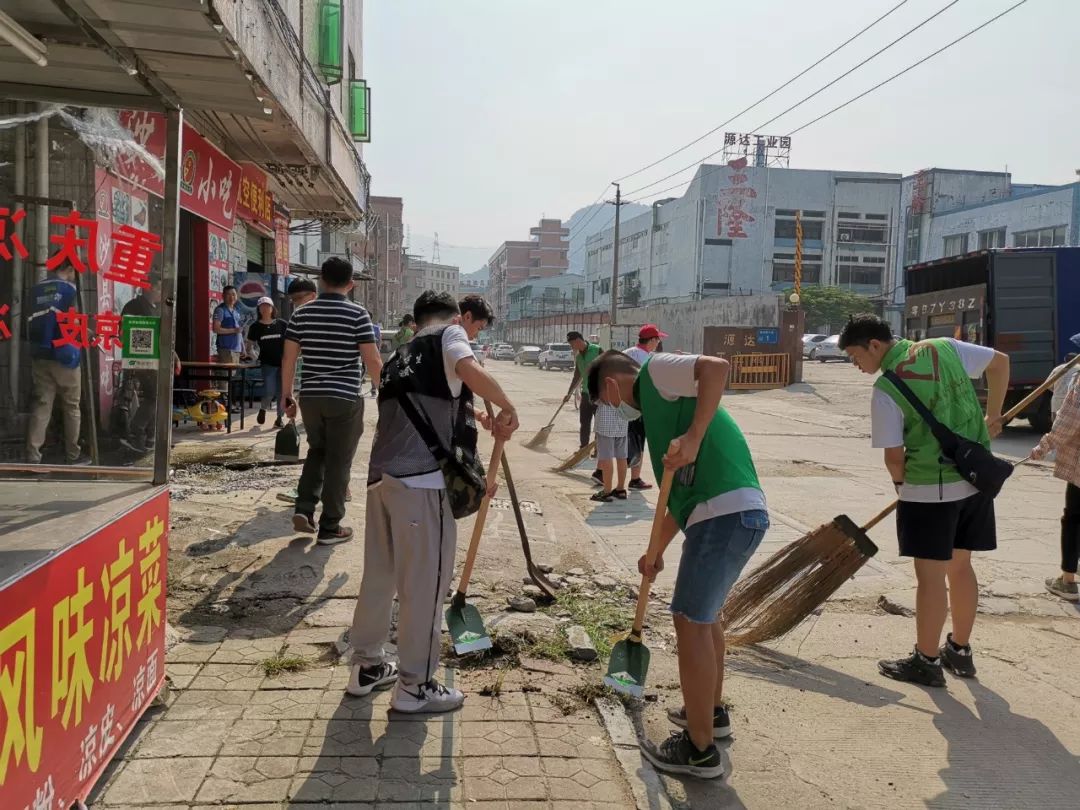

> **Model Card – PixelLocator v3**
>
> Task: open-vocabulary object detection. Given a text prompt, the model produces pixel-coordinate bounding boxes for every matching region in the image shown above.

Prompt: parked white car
[515,345,542,365]
[802,333,828,358]
[538,342,574,371]
[493,343,515,361]
[810,335,849,363]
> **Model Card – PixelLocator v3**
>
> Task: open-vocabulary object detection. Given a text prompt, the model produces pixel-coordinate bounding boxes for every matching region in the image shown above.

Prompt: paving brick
[534,719,612,759]
[380,718,463,758]
[462,755,548,802]
[460,721,539,757]
[243,687,323,719]
[130,719,233,758]
[166,640,221,664]
[289,758,379,803]
[209,636,283,664]
[458,691,532,722]
[528,692,595,723]
[100,757,212,804]
[543,758,631,803]
[167,689,254,720]
[318,688,395,720]
[260,663,334,690]
[376,756,463,803]
[221,719,312,757]
[187,662,265,690]
[304,719,386,757]
[165,662,202,690]
[194,755,298,804]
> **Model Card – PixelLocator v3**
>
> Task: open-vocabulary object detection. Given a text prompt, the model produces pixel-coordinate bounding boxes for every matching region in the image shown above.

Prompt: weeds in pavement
[549,682,633,715]
[540,587,627,657]
[260,653,309,677]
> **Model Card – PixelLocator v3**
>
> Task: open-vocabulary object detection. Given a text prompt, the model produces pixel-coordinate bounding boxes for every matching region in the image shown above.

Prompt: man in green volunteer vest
[588,349,768,780]
[565,331,604,483]
[840,314,1010,688]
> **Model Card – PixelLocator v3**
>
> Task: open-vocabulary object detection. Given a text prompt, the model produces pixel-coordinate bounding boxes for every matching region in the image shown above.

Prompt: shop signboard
[0,490,169,808]
[237,163,274,235]
[117,112,241,230]
[208,224,232,354]
[273,209,291,276]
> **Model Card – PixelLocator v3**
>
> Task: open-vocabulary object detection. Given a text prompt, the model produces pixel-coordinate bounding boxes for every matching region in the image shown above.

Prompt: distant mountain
[564,201,650,274]
[460,265,489,283]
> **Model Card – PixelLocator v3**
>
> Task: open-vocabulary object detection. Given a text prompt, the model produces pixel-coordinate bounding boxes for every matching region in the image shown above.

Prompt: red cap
[638,324,668,341]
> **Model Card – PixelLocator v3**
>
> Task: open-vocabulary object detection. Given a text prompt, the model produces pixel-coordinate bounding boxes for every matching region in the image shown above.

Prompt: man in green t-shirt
[565,331,603,482]
[589,349,768,780]
[840,314,1010,689]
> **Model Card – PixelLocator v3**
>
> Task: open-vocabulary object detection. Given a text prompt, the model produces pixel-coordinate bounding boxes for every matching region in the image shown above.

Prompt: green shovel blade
[446,602,492,654]
[603,638,649,698]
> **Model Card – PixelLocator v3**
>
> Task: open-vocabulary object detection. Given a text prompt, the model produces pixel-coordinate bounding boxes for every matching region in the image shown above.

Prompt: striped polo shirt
[285,293,376,400]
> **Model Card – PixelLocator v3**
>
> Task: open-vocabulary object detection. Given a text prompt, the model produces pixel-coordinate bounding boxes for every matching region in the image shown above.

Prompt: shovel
[604,467,675,698]
[446,429,505,654]
[525,397,569,450]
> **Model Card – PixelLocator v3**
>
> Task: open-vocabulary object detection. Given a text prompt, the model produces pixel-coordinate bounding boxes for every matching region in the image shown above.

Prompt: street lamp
[789,292,801,306]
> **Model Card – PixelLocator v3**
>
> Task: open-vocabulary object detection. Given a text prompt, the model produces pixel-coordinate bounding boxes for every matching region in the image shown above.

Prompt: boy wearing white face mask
[586,349,768,779]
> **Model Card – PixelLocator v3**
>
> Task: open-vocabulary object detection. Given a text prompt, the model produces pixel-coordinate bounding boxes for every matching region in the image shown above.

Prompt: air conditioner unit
[839,233,851,241]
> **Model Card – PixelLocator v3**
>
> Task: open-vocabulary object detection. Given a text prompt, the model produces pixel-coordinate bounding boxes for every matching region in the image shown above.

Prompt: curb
[595,697,674,810]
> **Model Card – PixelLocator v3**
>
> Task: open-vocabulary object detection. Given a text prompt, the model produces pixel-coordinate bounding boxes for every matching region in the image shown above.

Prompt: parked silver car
[810,335,849,362]
[515,345,541,365]
[802,333,828,358]
[538,342,574,371]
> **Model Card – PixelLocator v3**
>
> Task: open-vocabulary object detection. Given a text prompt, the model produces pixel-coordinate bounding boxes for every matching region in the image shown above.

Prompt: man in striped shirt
[282,257,382,544]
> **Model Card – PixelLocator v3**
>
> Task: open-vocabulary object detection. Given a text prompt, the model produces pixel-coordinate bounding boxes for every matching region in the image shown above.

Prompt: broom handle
[546,398,568,428]
[631,467,676,638]
[456,413,505,596]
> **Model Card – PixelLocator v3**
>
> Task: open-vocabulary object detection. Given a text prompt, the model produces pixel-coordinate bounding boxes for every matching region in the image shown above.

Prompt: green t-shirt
[575,343,602,392]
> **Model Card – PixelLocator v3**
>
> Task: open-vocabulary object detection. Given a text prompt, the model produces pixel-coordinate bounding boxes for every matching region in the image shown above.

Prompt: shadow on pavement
[727,645,906,708]
[928,680,1080,808]
[291,691,460,806]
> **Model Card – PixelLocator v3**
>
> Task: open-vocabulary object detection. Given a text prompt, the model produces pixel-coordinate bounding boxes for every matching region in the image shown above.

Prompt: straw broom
[554,440,596,473]
[525,398,569,450]
[723,357,1079,648]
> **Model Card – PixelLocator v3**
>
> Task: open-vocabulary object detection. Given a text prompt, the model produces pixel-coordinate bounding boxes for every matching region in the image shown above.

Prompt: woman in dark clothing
[247,296,288,428]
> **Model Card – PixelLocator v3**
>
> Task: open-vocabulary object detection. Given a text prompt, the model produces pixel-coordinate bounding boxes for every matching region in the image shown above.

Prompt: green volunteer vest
[875,338,990,486]
[576,343,602,392]
[636,358,761,528]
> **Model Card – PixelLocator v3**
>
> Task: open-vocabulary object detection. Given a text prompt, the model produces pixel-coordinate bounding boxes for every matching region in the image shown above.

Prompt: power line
[623,0,961,199]
[628,0,1031,203]
[613,0,912,183]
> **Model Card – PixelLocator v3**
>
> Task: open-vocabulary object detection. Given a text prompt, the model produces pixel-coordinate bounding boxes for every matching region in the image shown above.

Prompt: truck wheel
[1028,393,1053,434]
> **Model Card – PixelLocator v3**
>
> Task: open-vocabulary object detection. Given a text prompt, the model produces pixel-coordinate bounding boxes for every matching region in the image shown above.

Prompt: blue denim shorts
[669,510,769,623]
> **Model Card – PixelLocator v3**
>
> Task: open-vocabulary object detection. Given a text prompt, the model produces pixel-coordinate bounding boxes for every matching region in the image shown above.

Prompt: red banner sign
[274,209,291,276]
[117,111,241,230]
[237,163,274,235]
[0,490,169,808]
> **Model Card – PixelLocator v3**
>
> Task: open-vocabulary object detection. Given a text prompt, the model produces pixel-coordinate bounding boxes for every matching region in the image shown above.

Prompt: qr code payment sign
[130,327,155,355]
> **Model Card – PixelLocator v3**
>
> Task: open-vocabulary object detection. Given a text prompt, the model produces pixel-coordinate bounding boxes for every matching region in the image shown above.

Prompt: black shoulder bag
[883,370,1013,497]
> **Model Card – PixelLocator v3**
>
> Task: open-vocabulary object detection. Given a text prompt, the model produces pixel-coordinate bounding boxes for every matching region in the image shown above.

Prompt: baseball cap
[638,324,668,341]
[257,296,274,307]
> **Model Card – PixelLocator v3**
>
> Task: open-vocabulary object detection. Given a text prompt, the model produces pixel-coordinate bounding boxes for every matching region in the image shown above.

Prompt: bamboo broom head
[723,515,878,648]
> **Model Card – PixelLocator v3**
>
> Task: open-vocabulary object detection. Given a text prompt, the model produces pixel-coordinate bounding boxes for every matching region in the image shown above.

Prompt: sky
[363,0,1076,270]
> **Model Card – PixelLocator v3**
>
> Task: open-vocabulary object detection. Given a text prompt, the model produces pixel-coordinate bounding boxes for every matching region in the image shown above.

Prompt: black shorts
[896,493,997,561]
[627,418,646,467]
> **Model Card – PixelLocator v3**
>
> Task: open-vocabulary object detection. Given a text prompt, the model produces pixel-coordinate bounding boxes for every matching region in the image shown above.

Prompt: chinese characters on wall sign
[723,132,791,168]
[716,157,757,240]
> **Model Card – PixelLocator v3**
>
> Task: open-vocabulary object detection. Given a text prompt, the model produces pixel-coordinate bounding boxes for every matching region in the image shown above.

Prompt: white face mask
[616,401,641,421]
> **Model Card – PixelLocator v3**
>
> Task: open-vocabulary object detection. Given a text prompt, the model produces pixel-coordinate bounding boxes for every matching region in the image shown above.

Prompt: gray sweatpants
[350,475,457,686]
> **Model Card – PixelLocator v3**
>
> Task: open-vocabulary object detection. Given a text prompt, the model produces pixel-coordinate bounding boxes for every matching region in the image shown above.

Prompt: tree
[784,286,876,333]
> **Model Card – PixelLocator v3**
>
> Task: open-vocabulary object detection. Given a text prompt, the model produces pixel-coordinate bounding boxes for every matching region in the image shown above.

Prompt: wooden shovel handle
[631,467,676,638]
[456,406,505,596]
[1005,353,1080,422]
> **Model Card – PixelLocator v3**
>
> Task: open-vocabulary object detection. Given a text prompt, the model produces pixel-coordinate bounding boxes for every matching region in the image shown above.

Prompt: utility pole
[608,182,622,326]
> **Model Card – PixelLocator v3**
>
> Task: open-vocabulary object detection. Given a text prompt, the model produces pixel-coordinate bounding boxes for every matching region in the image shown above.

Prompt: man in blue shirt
[26,264,87,465]
[212,285,244,398]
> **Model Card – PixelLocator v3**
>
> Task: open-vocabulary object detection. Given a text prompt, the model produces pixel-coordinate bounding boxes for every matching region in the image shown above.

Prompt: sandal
[612,489,627,500]
[590,491,614,503]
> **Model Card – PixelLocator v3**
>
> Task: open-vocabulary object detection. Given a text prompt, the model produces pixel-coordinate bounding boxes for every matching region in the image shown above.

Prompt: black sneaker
[666,705,732,739]
[591,469,604,487]
[118,437,147,454]
[273,417,284,429]
[939,634,977,678]
[641,731,724,779]
[346,661,399,696]
[878,648,946,687]
[628,478,653,490]
[257,408,267,425]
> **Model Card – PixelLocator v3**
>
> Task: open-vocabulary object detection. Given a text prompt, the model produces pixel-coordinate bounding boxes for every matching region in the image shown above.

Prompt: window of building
[1013,225,1067,248]
[771,262,822,284]
[837,265,884,286]
[837,221,887,244]
[865,213,889,221]
[943,234,966,256]
[299,242,307,264]
[774,218,823,240]
[600,278,611,295]
[529,257,540,268]
[904,213,921,265]
[978,228,1006,250]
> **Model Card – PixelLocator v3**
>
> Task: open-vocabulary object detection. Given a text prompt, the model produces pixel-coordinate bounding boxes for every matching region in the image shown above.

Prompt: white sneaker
[390,679,465,714]
[346,661,399,697]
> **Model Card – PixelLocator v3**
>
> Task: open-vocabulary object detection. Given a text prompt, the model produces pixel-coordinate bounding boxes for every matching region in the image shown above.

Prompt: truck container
[904,247,1080,432]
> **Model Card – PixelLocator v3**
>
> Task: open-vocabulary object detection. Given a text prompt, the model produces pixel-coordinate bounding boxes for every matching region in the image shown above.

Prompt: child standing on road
[588,350,768,780]
[591,402,629,503]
